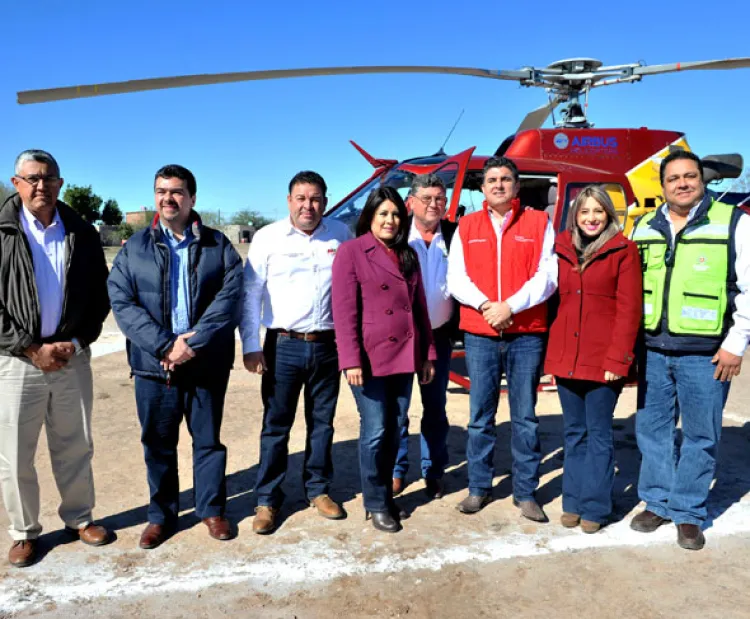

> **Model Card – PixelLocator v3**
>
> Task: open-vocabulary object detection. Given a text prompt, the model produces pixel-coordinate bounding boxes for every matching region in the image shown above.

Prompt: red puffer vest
[458,200,548,336]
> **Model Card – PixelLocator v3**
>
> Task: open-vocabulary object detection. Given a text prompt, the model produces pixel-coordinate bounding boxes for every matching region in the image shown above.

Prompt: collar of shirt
[160,222,193,247]
[489,209,511,236]
[285,217,328,238]
[660,201,702,225]
[21,204,63,233]
[408,218,443,245]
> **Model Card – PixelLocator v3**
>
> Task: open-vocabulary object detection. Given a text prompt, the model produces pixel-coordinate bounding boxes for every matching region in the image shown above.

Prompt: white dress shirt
[240,217,353,354]
[20,205,66,338]
[408,219,453,329]
[659,203,750,357]
[447,211,558,313]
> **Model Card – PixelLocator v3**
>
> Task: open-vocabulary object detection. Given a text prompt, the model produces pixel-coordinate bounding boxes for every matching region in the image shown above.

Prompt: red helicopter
[17,56,750,389]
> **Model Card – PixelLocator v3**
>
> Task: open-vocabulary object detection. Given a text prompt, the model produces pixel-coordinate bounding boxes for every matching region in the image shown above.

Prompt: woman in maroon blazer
[544,185,642,533]
[332,187,436,533]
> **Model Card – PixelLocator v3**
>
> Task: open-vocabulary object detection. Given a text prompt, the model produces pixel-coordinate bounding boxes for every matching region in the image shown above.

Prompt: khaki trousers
[0,350,95,540]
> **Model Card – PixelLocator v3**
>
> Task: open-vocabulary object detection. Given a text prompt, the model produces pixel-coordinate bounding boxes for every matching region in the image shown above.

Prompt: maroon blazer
[544,230,643,383]
[332,232,436,377]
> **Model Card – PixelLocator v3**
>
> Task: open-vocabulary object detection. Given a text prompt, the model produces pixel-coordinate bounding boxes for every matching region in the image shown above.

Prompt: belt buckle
[302,332,314,342]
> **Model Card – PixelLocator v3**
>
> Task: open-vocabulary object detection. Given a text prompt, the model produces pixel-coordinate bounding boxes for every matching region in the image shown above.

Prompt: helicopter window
[326,175,383,231]
[328,163,463,233]
[458,173,558,219]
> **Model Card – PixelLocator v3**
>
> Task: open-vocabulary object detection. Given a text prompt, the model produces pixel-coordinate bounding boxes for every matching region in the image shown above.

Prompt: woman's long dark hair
[356,186,419,277]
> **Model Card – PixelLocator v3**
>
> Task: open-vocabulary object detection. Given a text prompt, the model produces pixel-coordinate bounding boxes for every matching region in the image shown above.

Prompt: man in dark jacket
[108,164,243,549]
[0,150,112,568]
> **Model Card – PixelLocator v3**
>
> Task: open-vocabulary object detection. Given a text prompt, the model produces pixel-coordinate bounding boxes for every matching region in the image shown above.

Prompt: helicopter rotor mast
[16,57,750,130]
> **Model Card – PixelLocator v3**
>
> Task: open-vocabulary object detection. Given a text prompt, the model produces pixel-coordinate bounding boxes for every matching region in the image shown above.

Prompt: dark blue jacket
[107,213,243,381]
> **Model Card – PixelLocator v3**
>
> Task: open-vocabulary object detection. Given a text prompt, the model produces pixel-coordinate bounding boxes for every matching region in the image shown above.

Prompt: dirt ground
[2,312,750,617]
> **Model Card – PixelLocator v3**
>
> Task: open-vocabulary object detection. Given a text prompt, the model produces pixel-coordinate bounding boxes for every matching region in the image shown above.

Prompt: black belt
[275,329,336,343]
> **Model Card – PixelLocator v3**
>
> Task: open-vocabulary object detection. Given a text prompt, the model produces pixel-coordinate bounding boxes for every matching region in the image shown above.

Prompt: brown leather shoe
[8,540,37,568]
[581,519,601,534]
[513,498,549,523]
[252,506,278,535]
[202,516,233,541]
[392,477,405,496]
[677,524,705,550]
[310,495,345,520]
[560,512,581,528]
[66,523,112,546]
[457,493,491,514]
[630,509,670,533]
[139,523,172,550]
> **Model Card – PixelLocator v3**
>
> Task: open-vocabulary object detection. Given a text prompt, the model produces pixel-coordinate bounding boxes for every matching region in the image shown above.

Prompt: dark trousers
[134,373,229,526]
[394,330,452,480]
[557,378,622,523]
[351,373,414,512]
[255,332,341,508]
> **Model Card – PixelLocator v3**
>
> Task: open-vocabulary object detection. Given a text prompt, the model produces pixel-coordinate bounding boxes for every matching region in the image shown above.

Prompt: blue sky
[3,1,749,220]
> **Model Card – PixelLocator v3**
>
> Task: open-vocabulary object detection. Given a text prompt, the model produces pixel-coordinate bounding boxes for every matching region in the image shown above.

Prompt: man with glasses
[241,171,352,534]
[0,150,112,567]
[392,174,456,499]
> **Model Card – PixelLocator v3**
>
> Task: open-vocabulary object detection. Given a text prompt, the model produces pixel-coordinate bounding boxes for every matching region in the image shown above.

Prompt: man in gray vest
[630,150,750,550]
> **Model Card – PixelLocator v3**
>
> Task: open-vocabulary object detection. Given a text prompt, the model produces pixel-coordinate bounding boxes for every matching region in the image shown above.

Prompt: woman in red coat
[332,187,436,533]
[544,185,642,533]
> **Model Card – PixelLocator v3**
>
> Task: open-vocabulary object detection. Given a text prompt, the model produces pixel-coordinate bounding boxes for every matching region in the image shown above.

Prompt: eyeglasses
[412,195,447,207]
[15,174,61,187]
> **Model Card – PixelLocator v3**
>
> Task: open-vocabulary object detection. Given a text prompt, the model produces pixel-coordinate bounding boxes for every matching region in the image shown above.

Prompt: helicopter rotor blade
[17,65,532,105]
[516,97,561,132]
[632,57,750,77]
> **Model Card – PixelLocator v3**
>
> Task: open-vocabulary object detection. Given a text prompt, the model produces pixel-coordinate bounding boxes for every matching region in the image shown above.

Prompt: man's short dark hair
[482,156,519,183]
[289,171,327,196]
[155,164,197,197]
[659,150,704,186]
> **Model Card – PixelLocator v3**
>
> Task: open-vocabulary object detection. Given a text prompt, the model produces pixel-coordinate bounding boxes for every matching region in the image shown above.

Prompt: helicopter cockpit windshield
[327,160,559,232]
[327,162,461,231]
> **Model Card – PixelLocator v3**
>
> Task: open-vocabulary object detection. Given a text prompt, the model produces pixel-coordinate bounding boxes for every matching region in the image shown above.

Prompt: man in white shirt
[447,156,557,521]
[629,150,750,550]
[241,171,353,534]
[392,174,456,500]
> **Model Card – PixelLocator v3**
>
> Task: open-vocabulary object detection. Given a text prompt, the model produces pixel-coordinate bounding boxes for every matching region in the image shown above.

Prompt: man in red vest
[447,156,557,521]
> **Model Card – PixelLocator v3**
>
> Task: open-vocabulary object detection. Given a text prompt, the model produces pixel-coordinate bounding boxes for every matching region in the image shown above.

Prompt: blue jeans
[134,373,229,525]
[557,378,622,523]
[464,332,544,500]
[255,332,341,508]
[351,373,414,512]
[394,330,451,481]
[636,349,730,526]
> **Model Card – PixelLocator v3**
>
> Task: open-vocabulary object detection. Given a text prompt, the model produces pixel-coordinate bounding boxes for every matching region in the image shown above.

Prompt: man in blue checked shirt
[108,165,243,550]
